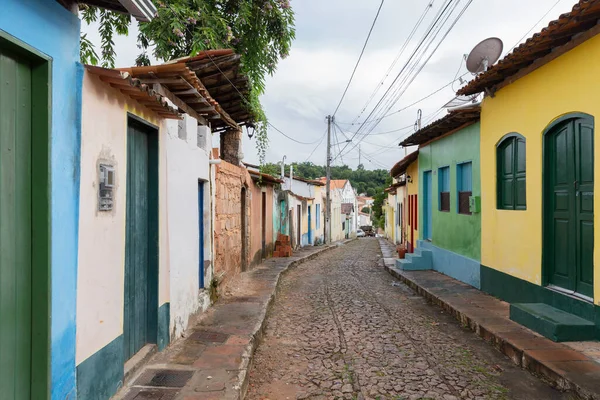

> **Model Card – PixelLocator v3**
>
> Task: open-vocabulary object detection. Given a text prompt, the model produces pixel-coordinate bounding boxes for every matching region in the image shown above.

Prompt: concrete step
[395,257,432,271]
[510,303,596,342]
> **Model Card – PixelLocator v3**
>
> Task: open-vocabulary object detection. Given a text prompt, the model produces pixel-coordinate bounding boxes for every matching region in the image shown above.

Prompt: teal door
[423,171,432,241]
[308,205,312,244]
[0,46,32,399]
[545,116,594,298]
[124,119,158,360]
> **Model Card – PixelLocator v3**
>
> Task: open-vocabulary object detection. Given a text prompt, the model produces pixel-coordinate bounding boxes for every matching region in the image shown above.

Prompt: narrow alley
[246,239,571,400]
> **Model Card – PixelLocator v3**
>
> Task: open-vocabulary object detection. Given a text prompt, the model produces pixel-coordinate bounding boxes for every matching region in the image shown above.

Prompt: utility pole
[359,145,361,166]
[326,115,332,244]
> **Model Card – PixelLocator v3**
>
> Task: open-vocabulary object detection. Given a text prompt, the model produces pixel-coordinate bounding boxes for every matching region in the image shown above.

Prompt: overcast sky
[82,0,575,171]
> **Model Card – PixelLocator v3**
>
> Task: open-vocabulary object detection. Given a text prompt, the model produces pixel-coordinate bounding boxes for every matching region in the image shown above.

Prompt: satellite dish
[466,37,503,74]
[443,94,479,109]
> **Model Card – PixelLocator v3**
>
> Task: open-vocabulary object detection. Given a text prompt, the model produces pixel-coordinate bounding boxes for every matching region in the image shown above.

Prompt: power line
[507,0,565,54]
[335,0,467,160]
[352,1,435,124]
[268,122,324,145]
[304,129,327,162]
[340,0,475,159]
[332,0,386,116]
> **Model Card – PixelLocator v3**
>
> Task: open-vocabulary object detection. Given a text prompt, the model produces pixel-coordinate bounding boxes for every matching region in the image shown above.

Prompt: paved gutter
[113,240,354,400]
[378,239,600,400]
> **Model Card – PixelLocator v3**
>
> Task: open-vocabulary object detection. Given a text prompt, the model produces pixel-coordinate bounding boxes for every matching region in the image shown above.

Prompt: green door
[0,47,32,398]
[124,123,150,360]
[545,116,594,298]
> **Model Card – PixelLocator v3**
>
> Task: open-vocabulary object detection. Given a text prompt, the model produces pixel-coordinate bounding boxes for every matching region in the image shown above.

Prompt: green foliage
[79,0,295,164]
[361,206,370,214]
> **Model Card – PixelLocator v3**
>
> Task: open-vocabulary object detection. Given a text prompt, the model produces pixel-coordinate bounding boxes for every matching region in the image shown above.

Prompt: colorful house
[390,151,419,252]
[0,1,153,398]
[458,0,600,341]
[384,178,406,244]
[399,108,482,288]
[282,173,325,247]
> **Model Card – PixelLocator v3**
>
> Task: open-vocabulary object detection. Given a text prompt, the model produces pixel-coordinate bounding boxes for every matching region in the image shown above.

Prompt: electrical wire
[335,0,471,161]
[332,0,386,117]
[507,0,565,54]
[304,129,327,162]
[268,122,324,145]
[351,1,435,124]
[341,0,475,159]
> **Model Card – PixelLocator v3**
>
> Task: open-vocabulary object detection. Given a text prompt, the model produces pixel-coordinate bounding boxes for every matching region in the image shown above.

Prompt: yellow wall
[407,160,419,249]
[480,33,600,302]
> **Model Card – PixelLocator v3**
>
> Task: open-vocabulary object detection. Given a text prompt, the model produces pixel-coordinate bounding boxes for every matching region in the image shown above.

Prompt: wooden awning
[390,151,419,178]
[85,65,180,119]
[118,63,239,130]
[173,50,254,131]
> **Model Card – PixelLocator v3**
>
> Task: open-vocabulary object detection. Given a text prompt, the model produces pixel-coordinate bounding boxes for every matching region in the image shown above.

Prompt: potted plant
[397,243,407,259]
[397,233,407,259]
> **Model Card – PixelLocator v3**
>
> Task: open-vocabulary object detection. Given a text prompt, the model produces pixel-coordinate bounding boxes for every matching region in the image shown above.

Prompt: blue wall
[1,1,81,398]
[418,240,480,289]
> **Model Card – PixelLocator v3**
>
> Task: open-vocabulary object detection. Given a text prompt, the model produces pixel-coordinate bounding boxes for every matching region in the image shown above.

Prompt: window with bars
[497,134,526,210]
[457,162,472,215]
[438,166,450,212]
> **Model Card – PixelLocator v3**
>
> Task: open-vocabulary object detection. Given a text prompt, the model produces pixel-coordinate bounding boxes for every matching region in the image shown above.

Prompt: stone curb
[236,239,356,400]
[379,245,600,400]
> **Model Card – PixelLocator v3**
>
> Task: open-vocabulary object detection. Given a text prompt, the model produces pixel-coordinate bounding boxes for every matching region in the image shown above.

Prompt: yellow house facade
[459,0,600,340]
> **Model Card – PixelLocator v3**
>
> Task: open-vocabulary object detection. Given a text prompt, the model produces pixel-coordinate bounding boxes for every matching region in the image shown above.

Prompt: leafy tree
[361,207,370,213]
[80,0,295,164]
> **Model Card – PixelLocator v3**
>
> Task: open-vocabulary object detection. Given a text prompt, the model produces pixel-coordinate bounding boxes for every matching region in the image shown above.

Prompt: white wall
[165,115,214,339]
[76,72,171,365]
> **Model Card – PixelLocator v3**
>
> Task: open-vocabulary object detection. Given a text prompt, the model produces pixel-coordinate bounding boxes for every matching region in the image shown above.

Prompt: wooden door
[297,205,301,247]
[261,192,266,257]
[198,182,205,288]
[124,122,151,360]
[545,116,594,298]
[308,205,312,244]
[0,46,32,399]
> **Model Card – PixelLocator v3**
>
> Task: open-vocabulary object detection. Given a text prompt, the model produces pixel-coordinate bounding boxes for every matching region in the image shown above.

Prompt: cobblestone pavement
[246,238,575,400]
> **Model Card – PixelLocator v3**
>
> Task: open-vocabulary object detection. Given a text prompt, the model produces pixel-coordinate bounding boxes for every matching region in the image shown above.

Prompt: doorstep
[112,240,353,400]
[377,239,600,400]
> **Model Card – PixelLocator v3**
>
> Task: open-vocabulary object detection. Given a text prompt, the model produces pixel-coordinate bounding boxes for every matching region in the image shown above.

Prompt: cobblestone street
[246,239,574,400]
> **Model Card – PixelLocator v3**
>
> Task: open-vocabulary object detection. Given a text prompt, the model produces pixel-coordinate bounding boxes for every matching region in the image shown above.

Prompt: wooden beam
[139,78,184,84]
[187,54,241,70]
[172,88,198,95]
[152,83,207,126]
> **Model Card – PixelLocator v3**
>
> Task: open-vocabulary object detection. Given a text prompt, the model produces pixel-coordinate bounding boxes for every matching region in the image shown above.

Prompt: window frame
[496,133,527,210]
[457,161,473,215]
[438,166,450,212]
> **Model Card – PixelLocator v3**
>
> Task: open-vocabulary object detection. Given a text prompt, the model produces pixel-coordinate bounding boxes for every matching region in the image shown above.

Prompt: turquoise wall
[1,1,82,398]
[418,122,481,261]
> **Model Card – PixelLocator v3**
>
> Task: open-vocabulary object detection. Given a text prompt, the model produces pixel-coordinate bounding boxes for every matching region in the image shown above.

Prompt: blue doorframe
[198,181,205,288]
[423,171,432,241]
[308,205,312,244]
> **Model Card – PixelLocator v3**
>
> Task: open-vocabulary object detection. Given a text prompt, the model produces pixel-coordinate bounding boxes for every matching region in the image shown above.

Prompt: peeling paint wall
[214,160,252,290]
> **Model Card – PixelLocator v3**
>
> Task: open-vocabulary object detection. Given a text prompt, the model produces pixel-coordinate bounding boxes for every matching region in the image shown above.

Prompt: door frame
[423,170,432,241]
[1,30,51,399]
[198,181,205,288]
[308,205,312,244]
[125,114,160,355]
[542,112,595,301]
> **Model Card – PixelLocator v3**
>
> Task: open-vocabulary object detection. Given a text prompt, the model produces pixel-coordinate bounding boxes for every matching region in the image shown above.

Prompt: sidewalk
[113,241,351,400]
[378,239,600,400]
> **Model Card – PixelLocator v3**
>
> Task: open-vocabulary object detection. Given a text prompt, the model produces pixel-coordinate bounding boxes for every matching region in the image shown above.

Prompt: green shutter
[497,135,526,210]
[515,138,527,209]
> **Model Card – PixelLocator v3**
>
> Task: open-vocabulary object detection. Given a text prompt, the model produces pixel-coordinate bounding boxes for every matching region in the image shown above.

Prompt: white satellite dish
[466,37,503,74]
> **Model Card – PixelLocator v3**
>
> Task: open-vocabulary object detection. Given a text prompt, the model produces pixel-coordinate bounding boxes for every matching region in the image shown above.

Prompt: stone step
[395,257,432,271]
[510,303,596,342]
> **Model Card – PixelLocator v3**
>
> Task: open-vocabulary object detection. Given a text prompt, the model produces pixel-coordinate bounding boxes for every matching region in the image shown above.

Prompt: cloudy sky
[83,0,574,170]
